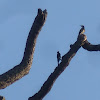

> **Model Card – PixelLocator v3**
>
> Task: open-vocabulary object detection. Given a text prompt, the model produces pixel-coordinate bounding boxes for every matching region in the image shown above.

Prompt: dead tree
[0,9,47,99]
[0,9,100,100]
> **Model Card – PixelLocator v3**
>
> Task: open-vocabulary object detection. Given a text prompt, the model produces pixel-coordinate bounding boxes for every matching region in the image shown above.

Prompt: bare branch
[28,34,87,100]
[82,40,100,51]
[0,9,47,89]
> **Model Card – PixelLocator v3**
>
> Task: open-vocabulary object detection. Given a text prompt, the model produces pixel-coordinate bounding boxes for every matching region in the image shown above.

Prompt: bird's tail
[57,60,59,66]
[60,57,62,62]
[58,63,59,66]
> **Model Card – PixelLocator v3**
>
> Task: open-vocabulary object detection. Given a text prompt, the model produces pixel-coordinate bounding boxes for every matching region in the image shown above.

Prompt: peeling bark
[28,34,87,100]
[0,9,47,89]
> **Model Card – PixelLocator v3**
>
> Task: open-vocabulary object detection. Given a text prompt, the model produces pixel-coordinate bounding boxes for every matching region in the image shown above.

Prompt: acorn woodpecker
[79,25,85,35]
[57,51,61,66]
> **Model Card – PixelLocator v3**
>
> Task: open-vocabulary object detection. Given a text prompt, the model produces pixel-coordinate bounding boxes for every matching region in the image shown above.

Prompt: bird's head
[80,25,84,28]
[57,51,59,54]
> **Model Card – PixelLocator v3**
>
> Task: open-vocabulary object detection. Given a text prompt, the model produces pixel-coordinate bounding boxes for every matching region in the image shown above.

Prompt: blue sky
[0,0,100,100]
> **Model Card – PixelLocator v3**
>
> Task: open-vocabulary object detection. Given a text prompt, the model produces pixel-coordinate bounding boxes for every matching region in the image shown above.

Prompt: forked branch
[28,34,87,100]
[1,8,100,100]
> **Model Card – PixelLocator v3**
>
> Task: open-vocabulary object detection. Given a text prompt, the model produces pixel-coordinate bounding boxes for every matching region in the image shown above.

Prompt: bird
[79,25,85,35]
[57,51,61,66]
